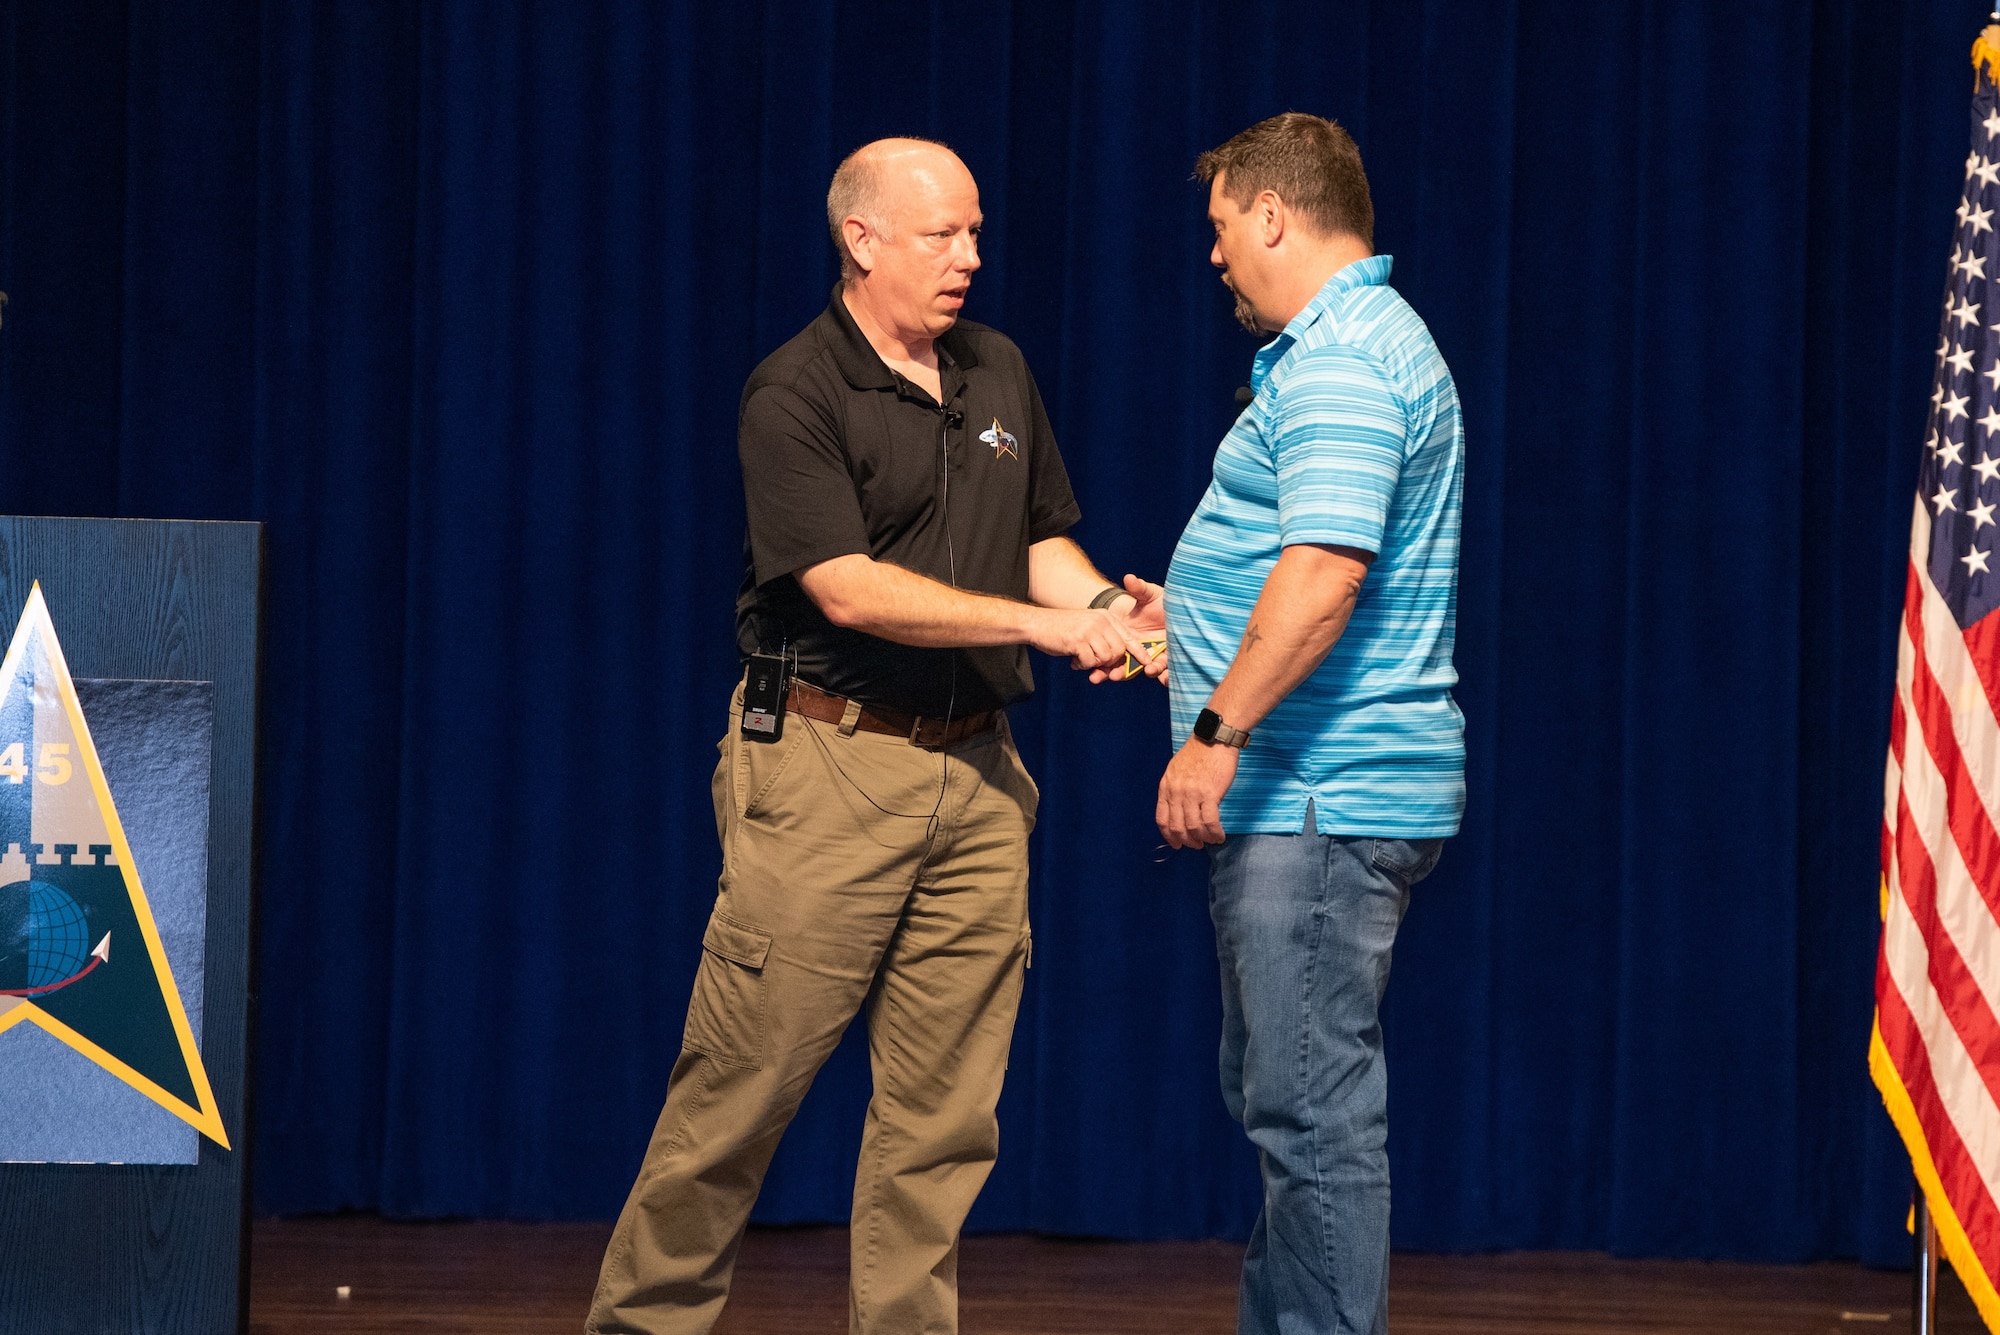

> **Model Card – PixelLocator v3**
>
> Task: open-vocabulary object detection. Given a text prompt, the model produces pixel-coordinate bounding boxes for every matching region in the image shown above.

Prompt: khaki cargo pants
[586,688,1038,1335]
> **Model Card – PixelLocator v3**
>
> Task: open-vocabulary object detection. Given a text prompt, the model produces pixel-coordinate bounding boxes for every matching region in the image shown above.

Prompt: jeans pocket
[682,911,774,1070]
[1369,837,1444,886]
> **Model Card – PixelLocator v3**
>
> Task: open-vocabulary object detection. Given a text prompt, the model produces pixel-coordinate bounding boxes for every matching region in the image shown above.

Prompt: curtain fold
[0,0,1953,1263]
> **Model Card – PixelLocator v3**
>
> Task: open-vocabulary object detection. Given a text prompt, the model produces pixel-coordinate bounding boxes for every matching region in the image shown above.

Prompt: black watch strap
[1088,585,1128,610]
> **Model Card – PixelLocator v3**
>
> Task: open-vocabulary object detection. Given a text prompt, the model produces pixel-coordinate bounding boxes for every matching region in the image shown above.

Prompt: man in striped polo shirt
[1158,113,1465,1335]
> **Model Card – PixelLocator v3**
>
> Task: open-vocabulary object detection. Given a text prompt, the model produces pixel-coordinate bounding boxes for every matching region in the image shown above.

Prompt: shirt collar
[1250,254,1393,387]
[1283,253,1391,340]
[823,284,980,393]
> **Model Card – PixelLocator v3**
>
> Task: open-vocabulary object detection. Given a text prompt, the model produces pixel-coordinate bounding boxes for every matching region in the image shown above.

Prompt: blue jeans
[1208,802,1442,1335]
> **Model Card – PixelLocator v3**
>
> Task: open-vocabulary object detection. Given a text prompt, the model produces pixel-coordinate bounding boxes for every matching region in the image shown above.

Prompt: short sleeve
[1023,368,1082,542]
[1270,345,1407,554]
[739,385,872,586]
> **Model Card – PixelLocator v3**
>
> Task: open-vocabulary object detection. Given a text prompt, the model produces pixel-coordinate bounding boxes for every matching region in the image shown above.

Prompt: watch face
[1194,707,1248,748]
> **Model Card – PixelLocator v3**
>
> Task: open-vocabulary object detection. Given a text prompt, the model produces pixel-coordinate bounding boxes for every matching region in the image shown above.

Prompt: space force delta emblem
[0,584,227,1158]
[980,418,1018,460]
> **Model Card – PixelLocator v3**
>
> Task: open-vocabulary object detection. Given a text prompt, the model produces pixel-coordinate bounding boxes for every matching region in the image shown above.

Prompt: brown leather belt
[785,678,998,749]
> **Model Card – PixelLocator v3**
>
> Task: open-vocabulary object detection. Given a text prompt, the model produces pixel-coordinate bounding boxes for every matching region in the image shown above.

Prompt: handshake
[1026,573,1170,686]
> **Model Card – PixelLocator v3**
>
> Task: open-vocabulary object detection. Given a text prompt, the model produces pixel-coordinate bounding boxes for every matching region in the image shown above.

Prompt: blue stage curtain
[0,0,1962,1263]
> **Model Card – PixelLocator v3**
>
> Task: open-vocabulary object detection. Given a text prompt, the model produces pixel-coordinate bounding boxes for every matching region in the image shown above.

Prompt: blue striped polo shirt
[1166,255,1464,837]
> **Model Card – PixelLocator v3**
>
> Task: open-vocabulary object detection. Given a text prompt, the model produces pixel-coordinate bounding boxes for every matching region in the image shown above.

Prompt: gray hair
[826,137,954,280]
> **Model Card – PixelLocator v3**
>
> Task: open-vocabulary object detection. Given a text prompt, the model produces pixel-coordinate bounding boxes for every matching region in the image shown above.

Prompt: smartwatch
[1193,707,1250,749]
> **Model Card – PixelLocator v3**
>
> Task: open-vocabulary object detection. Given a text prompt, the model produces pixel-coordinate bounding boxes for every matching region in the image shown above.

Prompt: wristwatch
[1193,707,1250,749]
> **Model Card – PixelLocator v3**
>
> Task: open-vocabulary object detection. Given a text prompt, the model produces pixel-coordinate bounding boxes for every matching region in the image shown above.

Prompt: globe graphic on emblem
[0,880,91,990]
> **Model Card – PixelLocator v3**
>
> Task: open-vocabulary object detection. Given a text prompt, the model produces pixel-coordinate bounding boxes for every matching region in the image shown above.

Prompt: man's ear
[1256,190,1285,248]
[842,217,875,276]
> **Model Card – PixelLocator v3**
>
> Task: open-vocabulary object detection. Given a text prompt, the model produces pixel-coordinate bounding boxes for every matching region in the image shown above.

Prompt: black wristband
[1088,585,1127,610]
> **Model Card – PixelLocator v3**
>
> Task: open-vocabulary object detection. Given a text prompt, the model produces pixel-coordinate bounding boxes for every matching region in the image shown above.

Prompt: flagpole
[1915,1192,1939,1335]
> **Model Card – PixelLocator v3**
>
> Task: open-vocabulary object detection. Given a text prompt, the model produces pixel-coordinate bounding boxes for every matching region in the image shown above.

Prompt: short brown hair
[1195,113,1373,248]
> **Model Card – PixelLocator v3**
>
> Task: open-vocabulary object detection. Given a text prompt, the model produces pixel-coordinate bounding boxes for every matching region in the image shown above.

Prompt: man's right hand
[1089,573,1167,685]
[797,553,1163,673]
[1027,606,1155,676]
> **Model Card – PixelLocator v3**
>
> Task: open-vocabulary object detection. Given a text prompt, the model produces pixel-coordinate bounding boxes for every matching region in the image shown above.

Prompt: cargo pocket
[682,911,774,1070]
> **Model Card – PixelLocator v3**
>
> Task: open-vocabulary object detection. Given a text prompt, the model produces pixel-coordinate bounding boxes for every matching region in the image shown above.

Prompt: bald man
[585,139,1163,1335]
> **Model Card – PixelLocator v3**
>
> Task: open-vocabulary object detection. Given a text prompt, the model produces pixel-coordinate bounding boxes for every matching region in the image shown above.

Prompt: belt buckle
[909,715,948,748]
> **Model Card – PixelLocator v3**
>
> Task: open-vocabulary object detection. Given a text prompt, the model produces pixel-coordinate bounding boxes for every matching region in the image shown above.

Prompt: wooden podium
[0,517,260,1333]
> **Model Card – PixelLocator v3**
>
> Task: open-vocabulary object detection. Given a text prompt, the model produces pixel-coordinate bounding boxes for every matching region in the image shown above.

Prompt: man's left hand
[1156,736,1239,849]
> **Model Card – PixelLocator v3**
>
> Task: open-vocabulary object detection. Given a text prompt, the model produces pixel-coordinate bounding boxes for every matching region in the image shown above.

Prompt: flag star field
[1924,96,2000,627]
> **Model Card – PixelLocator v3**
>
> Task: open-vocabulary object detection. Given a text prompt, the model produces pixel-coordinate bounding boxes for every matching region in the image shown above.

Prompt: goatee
[1223,276,1261,333]
[1232,289,1261,333]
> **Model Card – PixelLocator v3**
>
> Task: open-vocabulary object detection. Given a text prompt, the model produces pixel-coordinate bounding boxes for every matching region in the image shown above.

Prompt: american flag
[1877,28,2000,1330]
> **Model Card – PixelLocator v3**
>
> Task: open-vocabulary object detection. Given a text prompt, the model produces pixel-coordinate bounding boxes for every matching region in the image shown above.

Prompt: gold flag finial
[1975,23,2000,87]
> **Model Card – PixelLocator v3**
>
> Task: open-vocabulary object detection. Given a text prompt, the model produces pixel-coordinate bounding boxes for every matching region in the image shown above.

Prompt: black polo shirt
[734,286,1082,717]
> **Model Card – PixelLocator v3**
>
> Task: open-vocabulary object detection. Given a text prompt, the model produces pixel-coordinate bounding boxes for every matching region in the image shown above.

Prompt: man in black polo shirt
[587,139,1161,1335]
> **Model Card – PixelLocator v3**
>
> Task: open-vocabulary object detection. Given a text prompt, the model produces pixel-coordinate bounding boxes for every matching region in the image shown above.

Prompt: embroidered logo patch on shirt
[980,418,1019,461]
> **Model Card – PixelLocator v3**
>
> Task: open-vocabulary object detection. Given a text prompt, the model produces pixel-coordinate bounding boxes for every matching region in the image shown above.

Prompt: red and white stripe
[1881,494,2000,1292]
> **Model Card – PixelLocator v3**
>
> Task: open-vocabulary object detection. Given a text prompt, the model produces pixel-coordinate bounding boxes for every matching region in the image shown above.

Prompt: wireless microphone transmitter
[741,653,790,741]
